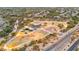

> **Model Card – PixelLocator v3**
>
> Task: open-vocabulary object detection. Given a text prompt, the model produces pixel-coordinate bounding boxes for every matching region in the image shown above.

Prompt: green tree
[33,45,40,51]
[29,40,36,46]
[67,20,75,29]
[58,23,64,29]
[0,26,12,37]
[0,31,6,37]
[3,26,12,33]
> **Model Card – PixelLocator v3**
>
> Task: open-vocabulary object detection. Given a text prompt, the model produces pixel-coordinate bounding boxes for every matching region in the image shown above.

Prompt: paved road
[45,24,79,51]
[67,38,79,51]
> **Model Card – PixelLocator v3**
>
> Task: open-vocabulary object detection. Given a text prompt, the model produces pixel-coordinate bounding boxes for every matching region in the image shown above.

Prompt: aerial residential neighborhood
[0,7,79,51]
